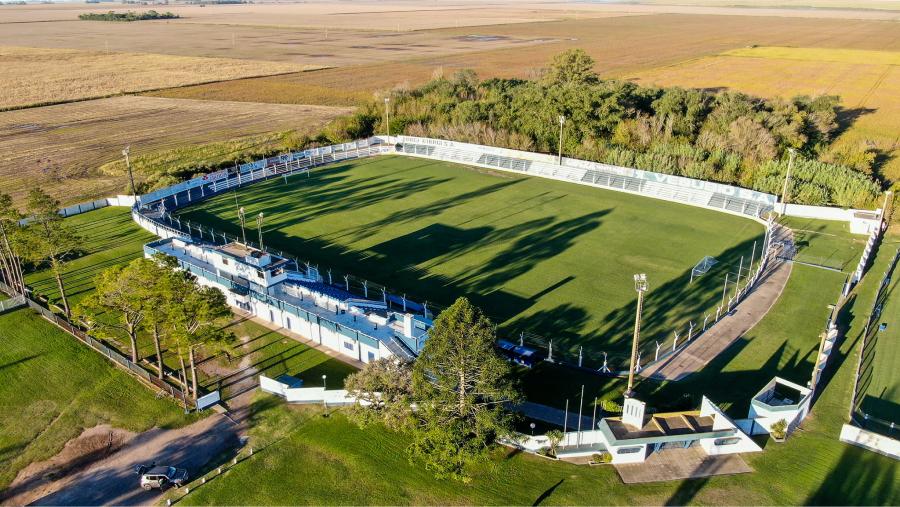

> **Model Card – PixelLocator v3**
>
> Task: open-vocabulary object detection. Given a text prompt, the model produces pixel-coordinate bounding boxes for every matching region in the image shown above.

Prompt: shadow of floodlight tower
[626,273,648,398]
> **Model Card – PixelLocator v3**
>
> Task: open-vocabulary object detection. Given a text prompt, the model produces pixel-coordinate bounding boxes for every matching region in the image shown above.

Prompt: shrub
[591,452,613,464]
[770,419,788,440]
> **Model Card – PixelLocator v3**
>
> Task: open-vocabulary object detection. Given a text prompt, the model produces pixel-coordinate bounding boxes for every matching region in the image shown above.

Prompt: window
[344,341,354,351]
[285,317,291,330]
[616,446,642,455]
[256,271,264,279]
[368,351,376,362]
[222,258,229,265]
[713,437,742,446]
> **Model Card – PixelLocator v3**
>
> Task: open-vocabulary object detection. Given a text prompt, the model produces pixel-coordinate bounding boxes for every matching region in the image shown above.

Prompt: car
[134,464,189,490]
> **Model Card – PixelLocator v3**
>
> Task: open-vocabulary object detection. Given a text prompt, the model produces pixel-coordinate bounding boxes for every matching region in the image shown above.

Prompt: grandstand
[395,136,776,220]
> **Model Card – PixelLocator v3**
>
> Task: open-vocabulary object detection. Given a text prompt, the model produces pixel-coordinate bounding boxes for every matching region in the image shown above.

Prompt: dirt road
[9,414,240,506]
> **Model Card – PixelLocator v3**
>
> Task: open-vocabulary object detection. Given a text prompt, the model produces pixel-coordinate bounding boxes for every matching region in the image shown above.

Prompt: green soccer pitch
[177,155,765,367]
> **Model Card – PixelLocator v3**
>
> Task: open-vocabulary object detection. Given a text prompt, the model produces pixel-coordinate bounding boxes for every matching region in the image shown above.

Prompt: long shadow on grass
[805,443,898,505]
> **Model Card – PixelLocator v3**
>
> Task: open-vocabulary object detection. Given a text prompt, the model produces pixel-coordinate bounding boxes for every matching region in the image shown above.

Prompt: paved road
[23,414,241,506]
[640,224,794,381]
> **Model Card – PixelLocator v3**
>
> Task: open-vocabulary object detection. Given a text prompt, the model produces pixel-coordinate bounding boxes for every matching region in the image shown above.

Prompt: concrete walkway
[640,224,794,381]
[615,446,753,484]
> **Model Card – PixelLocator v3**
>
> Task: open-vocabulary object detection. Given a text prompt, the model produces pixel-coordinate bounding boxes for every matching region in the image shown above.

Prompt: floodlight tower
[122,145,136,197]
[256,212,265,251]
[557,115,566,165]
[779,148,797,214]
[384,97,391,138]
[626,273,648,398]
[237,206,247,244]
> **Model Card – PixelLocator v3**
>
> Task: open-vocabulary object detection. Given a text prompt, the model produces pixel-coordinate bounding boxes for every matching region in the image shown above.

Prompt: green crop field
[178,155,764,368]
[0,307,196,492]
[855,237,900,432]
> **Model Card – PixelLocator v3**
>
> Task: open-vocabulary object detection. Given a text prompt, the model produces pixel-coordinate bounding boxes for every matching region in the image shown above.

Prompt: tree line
[0,190,231,405]
[78,10,179,22]
[361,49,882,209]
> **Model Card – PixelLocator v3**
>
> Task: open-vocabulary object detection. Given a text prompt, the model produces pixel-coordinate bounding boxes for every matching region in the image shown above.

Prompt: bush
[770,419,788,440]
[591,452,612,464]
[78,10,179,21]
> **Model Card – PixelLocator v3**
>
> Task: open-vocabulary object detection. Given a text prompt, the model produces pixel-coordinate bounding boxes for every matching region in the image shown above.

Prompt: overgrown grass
[0,308,197,492]
[178,155,764,369]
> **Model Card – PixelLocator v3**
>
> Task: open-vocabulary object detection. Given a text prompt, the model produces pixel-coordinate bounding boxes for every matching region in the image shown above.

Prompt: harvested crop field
[628,46,900,183]
[0,21,560,69]
[0,96,352,204]
[149,13,900,107]
[0,46,317,110]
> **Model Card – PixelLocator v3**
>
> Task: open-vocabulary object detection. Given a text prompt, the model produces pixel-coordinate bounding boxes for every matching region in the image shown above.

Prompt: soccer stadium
[149,137,775,372]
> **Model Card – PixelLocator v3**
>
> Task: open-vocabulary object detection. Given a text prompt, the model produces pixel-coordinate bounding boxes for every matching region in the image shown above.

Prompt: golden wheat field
[0,46,320,110]
[629,46,900,183]
[151,13,900,107]
[0,96,351,205]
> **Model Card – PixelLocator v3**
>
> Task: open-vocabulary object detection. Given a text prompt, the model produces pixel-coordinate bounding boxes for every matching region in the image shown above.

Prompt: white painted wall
[840,424,900,460]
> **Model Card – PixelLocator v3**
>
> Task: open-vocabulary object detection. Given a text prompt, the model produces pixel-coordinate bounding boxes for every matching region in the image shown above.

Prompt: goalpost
[690,256,718,284]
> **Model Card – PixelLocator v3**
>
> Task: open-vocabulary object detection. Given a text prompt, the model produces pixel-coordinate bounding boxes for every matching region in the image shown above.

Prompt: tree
[545,429,564,456]
[409,297,520,481]
[345,357,414,430]
[0,193,26,295]
[75,258,158,363]
[167,276,232,402]
[21,189,81,316]
[541,49,598,87]
[141,254,181,380]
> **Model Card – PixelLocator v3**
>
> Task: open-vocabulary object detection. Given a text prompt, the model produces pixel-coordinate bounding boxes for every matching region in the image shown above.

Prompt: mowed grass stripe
[24,206,157,309]
[858,237,900,426]
[179,155,764,362]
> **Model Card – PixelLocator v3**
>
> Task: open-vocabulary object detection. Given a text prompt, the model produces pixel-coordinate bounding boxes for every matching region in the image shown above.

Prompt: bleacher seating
[397,139,775,219]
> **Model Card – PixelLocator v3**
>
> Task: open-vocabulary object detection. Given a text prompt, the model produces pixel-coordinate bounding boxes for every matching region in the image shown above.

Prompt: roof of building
[599,410,734,446]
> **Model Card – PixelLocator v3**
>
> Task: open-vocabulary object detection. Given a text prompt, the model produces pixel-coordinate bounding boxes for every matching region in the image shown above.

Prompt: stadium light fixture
[626,273,648,398]
[557,115,566,165]
[122,145,136,197]
[256,212,265,251]
[780,148,797,214]
[237,206,247,244]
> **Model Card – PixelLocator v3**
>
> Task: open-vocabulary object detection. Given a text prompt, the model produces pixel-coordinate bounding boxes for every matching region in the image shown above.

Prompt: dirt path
[9,414,241,506]
[640,224,794,381]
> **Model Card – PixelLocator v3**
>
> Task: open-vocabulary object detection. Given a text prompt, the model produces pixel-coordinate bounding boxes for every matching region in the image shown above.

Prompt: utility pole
[626,274,648,398]
[256,212,265,251]
[780,148,796,214]
[384,97,391,138]
[122,146,136,197]
[557,115,566,165]
[238,206,247,244]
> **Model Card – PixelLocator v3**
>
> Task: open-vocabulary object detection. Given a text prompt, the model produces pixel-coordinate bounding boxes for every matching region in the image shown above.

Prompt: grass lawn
[855,236,900,431]
[178,155,764,369]
[24,206,156,310]
[781,216,868,273]
[0,308,197,491]
[170,227,900,507]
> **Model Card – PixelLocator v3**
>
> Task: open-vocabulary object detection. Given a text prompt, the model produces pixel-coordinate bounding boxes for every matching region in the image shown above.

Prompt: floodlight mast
[779,148,797,214]
[626,274,648,398]
[256,212,265,251]
[384,97,391,138]
[122,146,136,198]
[557,115,566,165]
[237,207,247,244]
